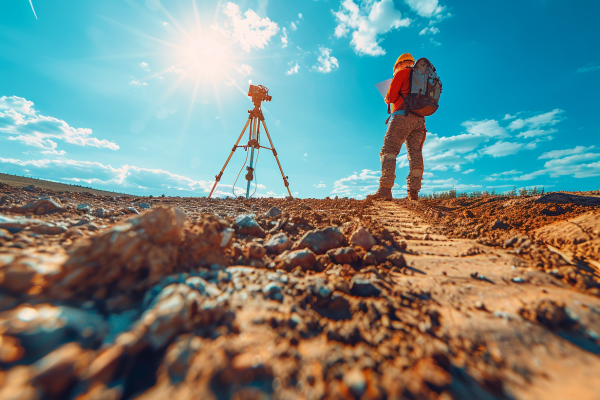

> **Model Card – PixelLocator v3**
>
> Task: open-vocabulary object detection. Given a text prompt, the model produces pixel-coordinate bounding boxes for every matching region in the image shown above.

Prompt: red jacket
[385,67,410,114]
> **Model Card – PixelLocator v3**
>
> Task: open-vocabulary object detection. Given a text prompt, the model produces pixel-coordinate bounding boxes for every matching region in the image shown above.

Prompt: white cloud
[507,109,564,131]
[0,96,119,153]
[538,145,595,160]
[479,141,525,158]
[405,0,440,17]
[332,169,380,197]
[212,2,279,53]
[162,22,169,26]
[235,64,252,75]
[225,78,236,86]
[429,38,441,46]
[484,169,522,182]
[419,26,439,35]
[313,181,326,188]
[281,27,288,48]
[333,0,410,56]
[298,13,303,19]
[577,64,600,73]
[462,119,508,138]
[129,79,148,86]
[516,128,556,138]
[290,22,297,31]
[286,63,300,75]
[515,153,600,181]
[139,62,150,71]
[462,169,475,174]
[167,66,185,74]
[312,47,339,73]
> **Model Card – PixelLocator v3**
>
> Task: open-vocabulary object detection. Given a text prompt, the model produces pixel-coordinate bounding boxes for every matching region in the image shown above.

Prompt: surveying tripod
[207,98,291,199]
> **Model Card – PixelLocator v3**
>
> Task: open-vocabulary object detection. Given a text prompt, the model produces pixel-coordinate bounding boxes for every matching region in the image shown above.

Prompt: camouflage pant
[379,114,426,192]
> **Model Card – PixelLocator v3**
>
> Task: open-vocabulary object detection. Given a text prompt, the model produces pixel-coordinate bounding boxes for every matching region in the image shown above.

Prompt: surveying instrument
[207,84,292,199]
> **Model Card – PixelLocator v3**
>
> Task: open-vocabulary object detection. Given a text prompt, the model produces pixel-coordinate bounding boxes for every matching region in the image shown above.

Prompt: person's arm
[385,73,401,104]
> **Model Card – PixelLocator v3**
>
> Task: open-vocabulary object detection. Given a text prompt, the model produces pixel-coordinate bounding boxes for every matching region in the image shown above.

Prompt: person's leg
[368,115,412,200]
[405,118,426,200]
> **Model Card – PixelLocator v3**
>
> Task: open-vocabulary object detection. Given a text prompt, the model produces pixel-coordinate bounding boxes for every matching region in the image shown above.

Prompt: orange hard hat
[394,53,414,70]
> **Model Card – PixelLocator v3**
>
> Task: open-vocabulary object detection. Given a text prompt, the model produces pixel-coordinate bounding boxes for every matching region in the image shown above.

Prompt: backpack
[400,58,442,117]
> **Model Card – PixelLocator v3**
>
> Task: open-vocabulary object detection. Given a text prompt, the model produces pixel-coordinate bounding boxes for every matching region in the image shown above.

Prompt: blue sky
[1,0,599,198]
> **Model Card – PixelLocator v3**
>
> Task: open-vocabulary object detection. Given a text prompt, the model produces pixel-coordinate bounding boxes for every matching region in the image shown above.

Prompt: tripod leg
[260,119,292,197]
[208,118,251,198]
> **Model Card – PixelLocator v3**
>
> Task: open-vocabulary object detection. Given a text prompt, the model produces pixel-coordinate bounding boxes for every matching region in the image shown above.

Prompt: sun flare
[181,36,234,77]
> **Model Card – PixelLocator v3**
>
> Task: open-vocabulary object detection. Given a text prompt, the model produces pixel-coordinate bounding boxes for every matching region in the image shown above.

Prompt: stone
[349,226,376,250]
[327,247,360,265]
[265,206,282,218]
[244,242,266,260]
[94,207,110,218]
[77,204,91,212]
[0,214,58,234]
[32,342,86,397]
[19,199,64,215]
[0,228,13,240]
[0,305,109,362]
[369,245,390,264]
[277,248,317,271]
[264,232,292,254]
[463,210,475,218]
[234,214,266,238]
[137,202,151,209]
[492,219,509,230]
[387,252,406,268]
[350,275,382,297]
[0,262,36,294]
[125,207,140,214]
[343,367,366,399]
[293,226,347,254]
[22,184,37,192]
[30,224,68,235]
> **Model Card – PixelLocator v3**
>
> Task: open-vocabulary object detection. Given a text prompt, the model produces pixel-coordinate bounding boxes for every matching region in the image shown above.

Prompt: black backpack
[399,58,442,117]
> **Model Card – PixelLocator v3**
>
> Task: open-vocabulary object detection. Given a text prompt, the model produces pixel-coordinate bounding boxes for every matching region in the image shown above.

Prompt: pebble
[264,232,292,254]
[349,226,376,250]
[293,226,346,254]
[234,214,266,238]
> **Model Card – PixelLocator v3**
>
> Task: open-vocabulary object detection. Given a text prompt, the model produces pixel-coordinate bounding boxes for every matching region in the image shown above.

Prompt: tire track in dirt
[367,200,600,399]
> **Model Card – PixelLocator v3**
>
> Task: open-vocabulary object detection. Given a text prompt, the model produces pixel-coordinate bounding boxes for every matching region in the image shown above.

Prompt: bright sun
[186,37,231,74]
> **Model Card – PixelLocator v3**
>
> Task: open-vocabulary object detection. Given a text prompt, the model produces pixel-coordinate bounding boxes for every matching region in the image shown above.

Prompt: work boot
[367,187,393,201]
[408,190,419,201]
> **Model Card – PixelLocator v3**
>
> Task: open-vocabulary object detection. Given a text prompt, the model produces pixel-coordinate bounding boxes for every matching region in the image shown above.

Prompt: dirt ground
[0,181,599,400]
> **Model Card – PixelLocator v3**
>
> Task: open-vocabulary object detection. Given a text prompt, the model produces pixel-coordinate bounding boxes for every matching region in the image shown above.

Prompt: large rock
[264,206,282,218]
[293,226,347,254]
[0,214,64,234]
[264,232,292,254]
[277,249,317,271]
[349,226,376,250]
[350,274,382,297]
[234,214,266,238]
[327,247,360,265]
[0,304,109,364]
[19,198,64,215]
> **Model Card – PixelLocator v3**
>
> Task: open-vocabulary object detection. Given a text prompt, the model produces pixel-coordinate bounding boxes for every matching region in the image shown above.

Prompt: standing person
[367,53,427,201]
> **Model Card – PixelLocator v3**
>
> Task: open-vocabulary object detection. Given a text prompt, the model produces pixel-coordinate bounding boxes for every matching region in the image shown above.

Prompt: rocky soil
[1,182,599,400]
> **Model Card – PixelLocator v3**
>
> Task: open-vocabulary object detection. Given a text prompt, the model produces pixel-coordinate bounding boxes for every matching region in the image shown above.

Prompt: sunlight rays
[29,0,37,19]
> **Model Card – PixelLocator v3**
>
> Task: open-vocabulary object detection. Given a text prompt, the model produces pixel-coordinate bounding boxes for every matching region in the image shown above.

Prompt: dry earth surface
[0,181,599,400]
